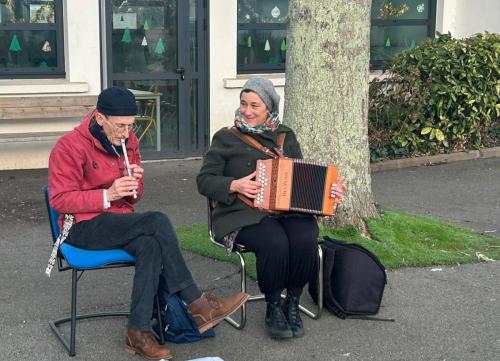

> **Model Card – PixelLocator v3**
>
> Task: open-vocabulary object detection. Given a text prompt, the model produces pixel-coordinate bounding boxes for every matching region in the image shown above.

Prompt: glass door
[104,0,207,158]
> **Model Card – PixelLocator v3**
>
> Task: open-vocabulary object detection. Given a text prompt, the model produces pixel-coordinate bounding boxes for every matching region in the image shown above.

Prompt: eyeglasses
[104,115,138,133]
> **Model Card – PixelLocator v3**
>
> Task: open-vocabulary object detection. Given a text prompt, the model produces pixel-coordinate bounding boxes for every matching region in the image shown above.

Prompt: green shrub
[369,32,500,162]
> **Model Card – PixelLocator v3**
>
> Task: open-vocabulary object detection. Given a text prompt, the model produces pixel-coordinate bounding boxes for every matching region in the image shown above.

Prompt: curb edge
[370,146,500,173]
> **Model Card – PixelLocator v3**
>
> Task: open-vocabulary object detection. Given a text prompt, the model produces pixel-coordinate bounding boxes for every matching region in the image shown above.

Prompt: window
[370,0,436,69]
[0,0,64,78]
[237,0,436,73]
[237,0,288,73]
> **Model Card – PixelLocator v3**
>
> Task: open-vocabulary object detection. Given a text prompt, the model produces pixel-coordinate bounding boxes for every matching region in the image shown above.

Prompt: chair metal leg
[223,251,265,329]
[49,269,129,356]
[70,268,77,355]
[224,244,324,330]
[224,251,248,329]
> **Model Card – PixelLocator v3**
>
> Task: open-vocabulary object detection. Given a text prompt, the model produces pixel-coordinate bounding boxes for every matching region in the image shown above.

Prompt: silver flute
[121,138,137,199]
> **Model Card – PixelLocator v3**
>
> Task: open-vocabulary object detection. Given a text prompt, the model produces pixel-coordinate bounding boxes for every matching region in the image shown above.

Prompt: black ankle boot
[265,301,293,339]
[283,296,304,338]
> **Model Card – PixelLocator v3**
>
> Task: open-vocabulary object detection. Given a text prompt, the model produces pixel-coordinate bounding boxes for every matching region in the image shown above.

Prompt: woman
[197,77,346,339]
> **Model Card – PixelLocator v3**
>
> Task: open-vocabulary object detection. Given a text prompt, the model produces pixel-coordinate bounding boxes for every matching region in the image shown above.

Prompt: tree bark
[284,0,379,232]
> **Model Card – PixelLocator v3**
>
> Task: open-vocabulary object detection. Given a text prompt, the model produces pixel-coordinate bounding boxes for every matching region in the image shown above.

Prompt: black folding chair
[44,187,164,356]
[207,199,323,329]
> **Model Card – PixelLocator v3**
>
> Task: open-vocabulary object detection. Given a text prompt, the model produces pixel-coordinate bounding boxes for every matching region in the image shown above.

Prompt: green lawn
[176,208,500,279]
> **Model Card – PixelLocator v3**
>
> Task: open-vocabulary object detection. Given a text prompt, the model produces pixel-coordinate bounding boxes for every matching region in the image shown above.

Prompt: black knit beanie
[96,86,138,116]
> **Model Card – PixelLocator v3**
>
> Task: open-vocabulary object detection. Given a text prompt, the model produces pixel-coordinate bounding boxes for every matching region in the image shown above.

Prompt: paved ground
[0,158,498,361]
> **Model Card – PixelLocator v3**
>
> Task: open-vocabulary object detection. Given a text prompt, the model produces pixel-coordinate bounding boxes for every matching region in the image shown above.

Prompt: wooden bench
[0,95,97,120]
[0,131,66,144]
[0,95,97,144]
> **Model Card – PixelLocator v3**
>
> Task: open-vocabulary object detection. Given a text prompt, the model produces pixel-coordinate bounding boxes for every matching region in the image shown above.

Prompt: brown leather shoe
[188,292,249,333]
[125,329,172,360]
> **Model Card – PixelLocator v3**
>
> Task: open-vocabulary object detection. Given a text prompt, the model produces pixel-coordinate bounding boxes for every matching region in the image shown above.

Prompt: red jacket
[48,109,144,228]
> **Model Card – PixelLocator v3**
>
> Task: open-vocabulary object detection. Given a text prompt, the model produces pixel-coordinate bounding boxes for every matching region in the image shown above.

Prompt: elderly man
[48,86,248,360]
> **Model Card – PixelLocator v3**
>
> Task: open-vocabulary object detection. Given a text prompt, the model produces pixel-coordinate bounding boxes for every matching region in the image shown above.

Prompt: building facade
[0,0,498,170]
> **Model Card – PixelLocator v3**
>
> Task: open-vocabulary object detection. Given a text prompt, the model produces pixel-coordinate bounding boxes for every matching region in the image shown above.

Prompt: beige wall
[437,0,500,37]
[208,0,238,136]
[65,0,102,93]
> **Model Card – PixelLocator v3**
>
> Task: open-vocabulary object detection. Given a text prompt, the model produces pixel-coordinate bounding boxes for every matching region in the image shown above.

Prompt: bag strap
[276,132,286,155]
[228,127,286,160]
[347,315,395,322]
[45,214,74,277]
[237,193,254,207]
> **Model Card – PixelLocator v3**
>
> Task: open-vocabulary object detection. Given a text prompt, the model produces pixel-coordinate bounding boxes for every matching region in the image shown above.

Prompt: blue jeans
[67,211,196,331]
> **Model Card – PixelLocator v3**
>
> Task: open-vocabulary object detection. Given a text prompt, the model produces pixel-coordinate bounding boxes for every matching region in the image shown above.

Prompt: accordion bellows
[255,158,339,216]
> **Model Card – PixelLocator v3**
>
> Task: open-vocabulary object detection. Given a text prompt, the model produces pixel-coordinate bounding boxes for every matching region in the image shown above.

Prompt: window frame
[370,0,437,69]
[0,0,65,79]
[237,20,287,74]
[237,0,437,73]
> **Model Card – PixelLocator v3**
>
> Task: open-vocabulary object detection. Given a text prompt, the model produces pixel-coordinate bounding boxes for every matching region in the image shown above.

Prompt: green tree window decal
[0,0,64,78]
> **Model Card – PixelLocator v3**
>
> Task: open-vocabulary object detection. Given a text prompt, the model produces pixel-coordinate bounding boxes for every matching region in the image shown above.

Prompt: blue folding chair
[43,187,164,356]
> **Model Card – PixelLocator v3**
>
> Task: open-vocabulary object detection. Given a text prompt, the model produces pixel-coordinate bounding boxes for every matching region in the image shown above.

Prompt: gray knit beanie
[240,77,280,113]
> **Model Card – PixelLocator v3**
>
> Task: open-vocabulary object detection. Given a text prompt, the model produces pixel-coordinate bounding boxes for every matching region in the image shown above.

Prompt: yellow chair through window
[134,85,159,148]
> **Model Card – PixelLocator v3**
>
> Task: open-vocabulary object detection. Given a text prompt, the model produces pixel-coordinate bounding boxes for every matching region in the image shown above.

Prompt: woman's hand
[330,175,347,201]
[230,171,262,199]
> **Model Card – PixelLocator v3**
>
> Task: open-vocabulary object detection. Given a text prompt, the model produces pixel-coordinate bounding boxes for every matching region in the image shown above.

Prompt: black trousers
[67,211,196,331]
[235,215,319,302]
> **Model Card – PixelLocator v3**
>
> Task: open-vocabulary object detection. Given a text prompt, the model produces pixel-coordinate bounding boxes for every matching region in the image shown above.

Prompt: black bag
[309,236,390,320]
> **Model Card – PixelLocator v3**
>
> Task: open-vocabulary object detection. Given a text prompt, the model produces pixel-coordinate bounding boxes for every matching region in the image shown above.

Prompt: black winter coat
[197,125,303,239]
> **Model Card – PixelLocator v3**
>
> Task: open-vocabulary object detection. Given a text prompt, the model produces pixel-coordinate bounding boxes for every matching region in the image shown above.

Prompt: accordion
[254,158,340,216]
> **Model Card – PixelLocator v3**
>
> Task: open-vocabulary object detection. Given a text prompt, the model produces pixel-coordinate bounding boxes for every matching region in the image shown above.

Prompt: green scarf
[234,108,281,134]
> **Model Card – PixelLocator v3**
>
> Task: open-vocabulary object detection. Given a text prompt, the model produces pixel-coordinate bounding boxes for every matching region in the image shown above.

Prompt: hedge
[369,32,500,162]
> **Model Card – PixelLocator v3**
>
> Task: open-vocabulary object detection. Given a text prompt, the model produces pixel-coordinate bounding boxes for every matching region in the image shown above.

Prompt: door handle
[175,67,185,80]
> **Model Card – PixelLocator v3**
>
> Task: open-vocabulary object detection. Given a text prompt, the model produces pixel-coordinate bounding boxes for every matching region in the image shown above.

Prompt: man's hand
[106,176,139,202]
[230,171,262,199]
[128,164,144,180]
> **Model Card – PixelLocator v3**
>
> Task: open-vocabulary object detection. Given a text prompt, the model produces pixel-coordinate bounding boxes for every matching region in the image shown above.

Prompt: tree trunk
[284,0,379,233]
